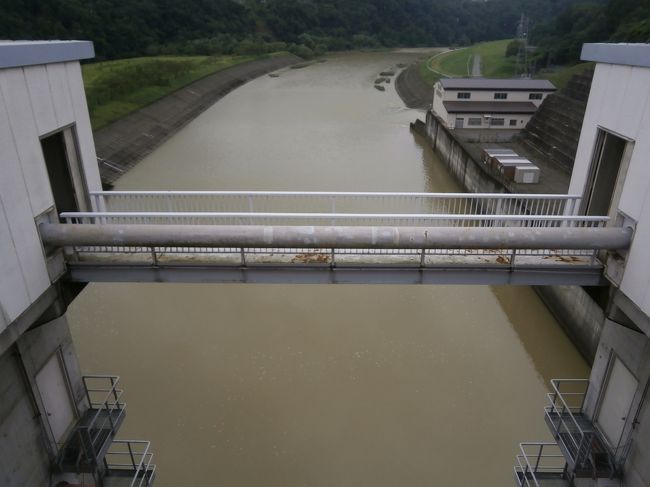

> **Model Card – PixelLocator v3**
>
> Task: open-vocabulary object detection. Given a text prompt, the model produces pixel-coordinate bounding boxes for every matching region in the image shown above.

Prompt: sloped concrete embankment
[517,68,594,173]
[94,54,301,184]
[395,63,434,109]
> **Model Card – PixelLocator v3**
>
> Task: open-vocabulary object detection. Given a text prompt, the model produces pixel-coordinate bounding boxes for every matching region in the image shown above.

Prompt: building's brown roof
[443,101,539,114]
[439,78,556,91]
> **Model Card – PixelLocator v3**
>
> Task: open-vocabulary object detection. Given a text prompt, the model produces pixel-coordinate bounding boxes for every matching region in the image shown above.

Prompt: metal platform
[103,440,156,487]
[58,376,126,473]
[514,442,569,487]
[65,259,608,285]
[514,470,569,487]
[544,379,616,478]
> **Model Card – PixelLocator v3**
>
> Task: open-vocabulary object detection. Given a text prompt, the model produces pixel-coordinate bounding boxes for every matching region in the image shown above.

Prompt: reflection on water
[68,50,587,487]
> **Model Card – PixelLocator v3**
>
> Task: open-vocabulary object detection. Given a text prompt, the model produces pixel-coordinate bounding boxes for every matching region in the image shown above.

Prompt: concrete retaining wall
[425,112,508,194]
[422,110,605,364]
[534,286,605,363]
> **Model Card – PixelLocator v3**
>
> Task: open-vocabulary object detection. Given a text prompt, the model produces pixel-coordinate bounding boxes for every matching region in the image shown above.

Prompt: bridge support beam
[39,223,633,250]
[64,263,609,286]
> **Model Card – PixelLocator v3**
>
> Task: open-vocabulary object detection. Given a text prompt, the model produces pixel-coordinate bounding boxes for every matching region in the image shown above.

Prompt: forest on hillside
[531,0,650,64]
[1,0,648,63]
[2,0,595,60]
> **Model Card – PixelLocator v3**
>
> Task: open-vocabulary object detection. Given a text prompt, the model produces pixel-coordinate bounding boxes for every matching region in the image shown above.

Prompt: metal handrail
[90,190,583,198]
[514,442,567,487]
[62,212,606,221]
[80,376,126,458]
[89,191,583,221]
[60,211,608,229]
[546,379,590,466]
[104,440,155,487]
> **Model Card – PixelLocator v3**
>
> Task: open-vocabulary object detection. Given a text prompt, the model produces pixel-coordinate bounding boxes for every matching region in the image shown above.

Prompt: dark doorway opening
[583,130,627,216]
[41,131,79,220]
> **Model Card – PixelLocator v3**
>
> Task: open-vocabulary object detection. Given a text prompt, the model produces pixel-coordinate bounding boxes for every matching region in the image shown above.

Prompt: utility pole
[516,13,530,78]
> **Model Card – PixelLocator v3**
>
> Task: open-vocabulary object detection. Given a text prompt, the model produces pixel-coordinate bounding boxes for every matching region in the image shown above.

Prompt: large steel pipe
[39,223,633,250]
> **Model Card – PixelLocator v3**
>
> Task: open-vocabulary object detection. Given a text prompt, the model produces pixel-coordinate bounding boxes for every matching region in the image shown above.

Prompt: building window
[468,117,482,126]
[490,118,505,126]
[529,93,543,100]
[457,92,471,99]
[509,119,518,126]
[494,93,508,100]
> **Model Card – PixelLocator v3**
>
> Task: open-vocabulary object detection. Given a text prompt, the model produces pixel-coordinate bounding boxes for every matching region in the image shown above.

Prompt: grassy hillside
[83,54,264,130]
[420,39,516,86]
[418,39,595,91]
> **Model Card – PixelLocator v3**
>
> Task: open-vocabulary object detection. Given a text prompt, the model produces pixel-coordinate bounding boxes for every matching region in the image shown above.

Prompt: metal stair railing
[60,375,126,471]
[514,442,567,487]
[104,440,156,487]
[82,375,126,433]
[545,379,589,467]
[544,378,615,477]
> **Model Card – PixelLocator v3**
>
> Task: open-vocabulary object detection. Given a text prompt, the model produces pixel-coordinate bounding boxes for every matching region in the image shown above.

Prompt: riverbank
[94,54,301,184]
[395,62,434,109]
[85,55,268,130]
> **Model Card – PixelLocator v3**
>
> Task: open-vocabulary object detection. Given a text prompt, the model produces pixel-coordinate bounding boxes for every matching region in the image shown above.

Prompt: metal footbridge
[39,191,632,285]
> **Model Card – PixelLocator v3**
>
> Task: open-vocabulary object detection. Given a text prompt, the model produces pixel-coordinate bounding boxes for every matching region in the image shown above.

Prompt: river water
[68,51,588,487]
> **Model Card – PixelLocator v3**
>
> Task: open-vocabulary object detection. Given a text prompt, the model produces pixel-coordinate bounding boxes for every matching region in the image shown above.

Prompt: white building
[432,78,556,129]
[0,41,154,487]
[515,43,650,487]
[0,41,102,327]
[569,45,650,487]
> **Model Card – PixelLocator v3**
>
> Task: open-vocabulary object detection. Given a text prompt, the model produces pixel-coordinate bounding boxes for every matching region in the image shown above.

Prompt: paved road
[471,54,482,77]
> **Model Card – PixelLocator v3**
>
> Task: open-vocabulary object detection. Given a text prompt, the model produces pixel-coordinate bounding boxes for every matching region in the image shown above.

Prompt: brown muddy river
[68,51,588,487]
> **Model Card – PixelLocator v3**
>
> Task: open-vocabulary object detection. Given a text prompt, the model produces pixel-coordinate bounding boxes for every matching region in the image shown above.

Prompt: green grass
[421,39,516,85]
[413,48,450,86]
[418,57,442,86]
[437,49,473,77]
[83,54,263,130]
[436,40,515,77]
[536,62,595,89]
[418,39,594,90]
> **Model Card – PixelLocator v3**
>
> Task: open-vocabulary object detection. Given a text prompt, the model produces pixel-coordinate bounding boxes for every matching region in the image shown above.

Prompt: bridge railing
[52,192,615,272]
[62,211,607,228]
[90,191,582,221]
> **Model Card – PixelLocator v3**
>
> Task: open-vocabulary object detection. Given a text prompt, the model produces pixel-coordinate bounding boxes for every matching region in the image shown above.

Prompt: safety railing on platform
[90,191,582,220]
[544,379,606,473]
[62,212,608,228]
[104,440,156,487]
[54,192,613,268]
[514,442,567,487]
[77,376,125,469]
[82,375,126,431]
[60,244,603,271]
